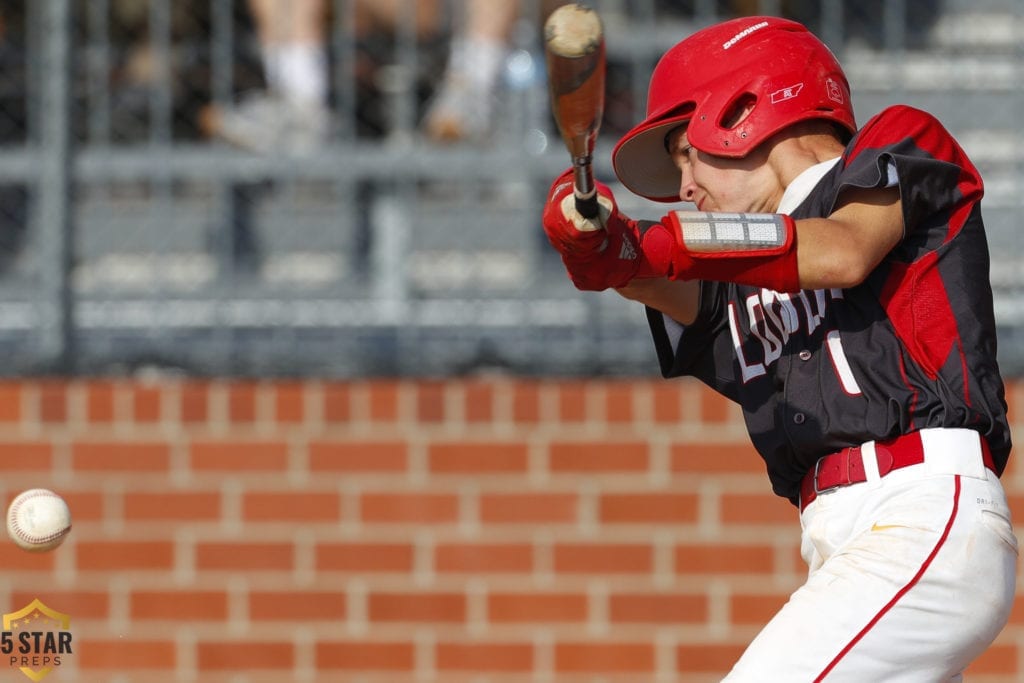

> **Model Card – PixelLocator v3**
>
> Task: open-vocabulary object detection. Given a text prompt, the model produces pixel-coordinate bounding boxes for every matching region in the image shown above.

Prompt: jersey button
[793,413,806,424]
[798,350,812,361]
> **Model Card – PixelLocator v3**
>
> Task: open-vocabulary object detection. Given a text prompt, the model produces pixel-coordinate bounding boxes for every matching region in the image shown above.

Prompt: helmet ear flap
[688,84,761,156]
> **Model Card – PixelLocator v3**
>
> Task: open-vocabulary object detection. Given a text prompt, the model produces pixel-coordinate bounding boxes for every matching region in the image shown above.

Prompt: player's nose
[678,169,696,203]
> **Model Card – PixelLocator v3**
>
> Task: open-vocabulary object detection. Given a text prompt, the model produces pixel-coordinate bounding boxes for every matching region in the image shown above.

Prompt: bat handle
[572,155,599,219]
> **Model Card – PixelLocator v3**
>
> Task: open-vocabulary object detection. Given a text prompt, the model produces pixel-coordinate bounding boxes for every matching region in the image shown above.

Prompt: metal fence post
[36,0,73,371]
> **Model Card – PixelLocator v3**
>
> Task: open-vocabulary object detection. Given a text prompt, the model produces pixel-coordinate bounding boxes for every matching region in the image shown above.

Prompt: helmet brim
[612,113,692,203]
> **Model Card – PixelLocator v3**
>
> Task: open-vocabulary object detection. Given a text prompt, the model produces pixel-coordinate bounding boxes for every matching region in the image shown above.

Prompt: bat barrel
[544,4,605,220]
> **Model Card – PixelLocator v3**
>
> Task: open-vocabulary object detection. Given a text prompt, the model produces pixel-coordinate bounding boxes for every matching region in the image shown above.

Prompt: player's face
[667,126,782,213]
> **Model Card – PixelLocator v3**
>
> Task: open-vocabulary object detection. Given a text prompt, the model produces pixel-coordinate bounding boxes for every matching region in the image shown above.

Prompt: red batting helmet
[612,16,856,202]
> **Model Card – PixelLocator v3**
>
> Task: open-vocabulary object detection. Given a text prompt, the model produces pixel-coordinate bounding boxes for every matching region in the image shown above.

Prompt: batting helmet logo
[612,16,856,202]
[770,83,805,104]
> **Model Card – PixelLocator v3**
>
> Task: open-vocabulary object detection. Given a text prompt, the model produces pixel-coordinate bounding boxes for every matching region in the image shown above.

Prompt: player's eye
[674,144,694,169]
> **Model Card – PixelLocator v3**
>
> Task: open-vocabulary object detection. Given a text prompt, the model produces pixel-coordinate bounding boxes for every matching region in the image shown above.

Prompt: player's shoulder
[855,105,947,145]
[848,104,970,168]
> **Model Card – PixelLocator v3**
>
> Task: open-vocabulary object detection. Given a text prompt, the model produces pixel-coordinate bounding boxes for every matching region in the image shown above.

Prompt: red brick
[9,592,107,620]
[367,381,401,421]
[671,442,763,474]
[79,639,176,669]
[675,544,775,575]
[123,492,220,521]
[84,381,115,422]
[179,381,209,423]
[599,493,699,523]
[463,380,495,422]
[242,491,341,522]
[227,381,258,422]
[0,442,53,471]
[557,381,589,422]
[651,382,685,423]
[0,543,56,570]
[554,544,653,574]
[721,492,798,524]
[488,593,587,623]
[60,491,104,522]
[417,380,446,422]
[965,643,1017,675]
[196,542,293,571]
[730,592,789,625]
[316,543,414,572]
[76,542,174,571]
[428,442,528,474]
[37,382,67,422]
[512,381,541,423]
[197,641,294,670]
[131,591,228,620]
[434,543,533,573]
[609,593,708,624]
[480,493,578,524]
[360,493,459,524]
[603,380,636,423]
[72,441,170,472]
[701,386,737,423]
[1008,593,1024,624]
[249,591,346,620]
[436,642,533,672]
[131,384,162,422]
[321,382,351,422]
[0,381,23,421]
[550,442,649,473]
[316,641,414,670]
[368,592,465,623]
[309,441,408,473]
[555,642,654,673]
[677,643,746,673]
[273,381,306,423]
[189,440,289,472]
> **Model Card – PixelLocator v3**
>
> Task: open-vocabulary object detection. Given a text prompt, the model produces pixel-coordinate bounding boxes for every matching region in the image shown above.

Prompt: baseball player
[541,15,1017,681]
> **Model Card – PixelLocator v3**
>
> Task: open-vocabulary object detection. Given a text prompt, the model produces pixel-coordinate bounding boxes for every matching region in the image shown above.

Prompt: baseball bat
[544,3,606,219]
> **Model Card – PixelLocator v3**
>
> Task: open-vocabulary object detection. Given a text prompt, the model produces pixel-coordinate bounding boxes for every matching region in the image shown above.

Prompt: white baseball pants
[723,429,1018,682]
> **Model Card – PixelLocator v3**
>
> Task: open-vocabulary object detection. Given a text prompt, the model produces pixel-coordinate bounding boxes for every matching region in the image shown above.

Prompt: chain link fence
[1,0,1022,377]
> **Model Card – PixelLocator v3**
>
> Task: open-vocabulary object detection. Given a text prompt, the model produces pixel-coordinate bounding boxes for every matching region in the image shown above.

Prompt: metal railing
[1,0,1023,377]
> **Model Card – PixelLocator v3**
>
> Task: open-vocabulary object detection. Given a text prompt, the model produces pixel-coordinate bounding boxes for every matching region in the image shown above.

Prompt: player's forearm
[615,278,700,325]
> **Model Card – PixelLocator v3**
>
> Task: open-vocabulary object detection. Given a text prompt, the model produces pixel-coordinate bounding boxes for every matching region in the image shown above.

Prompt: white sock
[446,37,506,93]
[263,43,328,105]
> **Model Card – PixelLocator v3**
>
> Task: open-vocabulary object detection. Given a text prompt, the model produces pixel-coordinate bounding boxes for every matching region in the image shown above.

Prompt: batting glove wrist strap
[661,211,801,293]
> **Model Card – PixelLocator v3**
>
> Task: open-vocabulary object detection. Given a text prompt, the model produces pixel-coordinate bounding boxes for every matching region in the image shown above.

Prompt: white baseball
[6,489,72,552]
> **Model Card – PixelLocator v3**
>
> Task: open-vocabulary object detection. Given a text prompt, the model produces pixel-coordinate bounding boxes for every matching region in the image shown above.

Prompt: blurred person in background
[200,0,333,153]
[201,0,450,152]
[422,0,520,144]
[203,0,536,152]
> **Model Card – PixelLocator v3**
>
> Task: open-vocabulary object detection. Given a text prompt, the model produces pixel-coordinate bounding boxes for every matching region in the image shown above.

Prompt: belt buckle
[812,456,827,495]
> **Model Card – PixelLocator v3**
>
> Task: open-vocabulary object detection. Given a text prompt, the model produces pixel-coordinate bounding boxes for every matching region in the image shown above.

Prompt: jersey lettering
[730,288,844,383]
[825,329,863,395]
[729,301,766,381]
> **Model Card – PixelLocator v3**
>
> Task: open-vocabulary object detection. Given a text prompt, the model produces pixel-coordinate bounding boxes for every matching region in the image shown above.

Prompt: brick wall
[1,377,1021,682]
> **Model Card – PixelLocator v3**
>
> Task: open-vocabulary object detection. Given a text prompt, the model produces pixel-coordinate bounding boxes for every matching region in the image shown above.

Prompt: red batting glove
[541,170,671,291]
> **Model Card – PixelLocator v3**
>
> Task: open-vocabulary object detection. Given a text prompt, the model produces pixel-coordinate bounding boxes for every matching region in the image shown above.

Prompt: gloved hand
[541,169,673,290]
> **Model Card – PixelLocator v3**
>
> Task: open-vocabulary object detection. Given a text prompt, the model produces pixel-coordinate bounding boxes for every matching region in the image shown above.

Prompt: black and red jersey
[647,105,1011,505]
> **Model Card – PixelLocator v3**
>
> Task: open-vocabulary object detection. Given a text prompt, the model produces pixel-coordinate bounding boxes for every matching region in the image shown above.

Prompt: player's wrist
[661,211,801,292]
